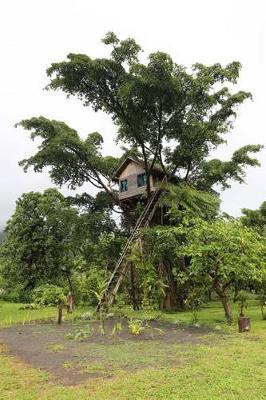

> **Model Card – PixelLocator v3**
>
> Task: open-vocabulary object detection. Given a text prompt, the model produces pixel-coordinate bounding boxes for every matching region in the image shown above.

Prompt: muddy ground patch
[0,318,215,386]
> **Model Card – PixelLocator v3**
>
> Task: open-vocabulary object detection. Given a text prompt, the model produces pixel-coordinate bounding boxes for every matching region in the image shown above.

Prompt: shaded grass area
[0,300,266,399]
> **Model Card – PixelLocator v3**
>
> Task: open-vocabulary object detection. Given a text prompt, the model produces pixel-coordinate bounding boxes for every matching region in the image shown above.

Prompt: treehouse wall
[119,161,145,179]
[118,160,155,201]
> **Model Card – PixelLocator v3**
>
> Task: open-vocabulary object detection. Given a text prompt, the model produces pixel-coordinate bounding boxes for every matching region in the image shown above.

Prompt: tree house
[113,157,166,202]
[113,157,172,226]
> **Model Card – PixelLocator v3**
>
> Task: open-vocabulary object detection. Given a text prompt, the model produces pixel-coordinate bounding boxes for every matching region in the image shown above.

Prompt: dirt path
[0,319,212,386]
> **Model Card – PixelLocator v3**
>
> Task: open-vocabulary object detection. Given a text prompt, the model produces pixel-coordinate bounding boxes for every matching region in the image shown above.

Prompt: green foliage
[182,220,266,288]
[33,284,66,306]
[235,290,248,317]
[73,268,107,306]
[129,241,167,309]
[0,231,5,244]
[17,33,262,213]
[16,117,120,202]
[0,189,79,292]
[79,310,95,320]
[19,303,40,310]
[66,326,93,342]
[6,33,265,319]
[0,282,31,303]
[138,219,266,321]
[241,200,266,234]
[111,321,123,338]
[160,182,220,222]
[181,219,266,322]
[186,287,206,323]
[137,227,188,309]
[128,318,144,335]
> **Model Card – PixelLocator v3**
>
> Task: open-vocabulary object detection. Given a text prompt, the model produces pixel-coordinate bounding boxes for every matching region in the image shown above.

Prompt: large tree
[14,33,263,309]
[140,219,266,321]
[1,189,79,293]
[17,32,262,212]
[181,219,266,322]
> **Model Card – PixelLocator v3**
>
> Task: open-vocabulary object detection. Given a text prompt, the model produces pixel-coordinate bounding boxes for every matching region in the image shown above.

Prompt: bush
[0,285,32,303]
[79,311,95,320]
[19,303,40,310]
[73,268,107,306]
[33,284,66,306]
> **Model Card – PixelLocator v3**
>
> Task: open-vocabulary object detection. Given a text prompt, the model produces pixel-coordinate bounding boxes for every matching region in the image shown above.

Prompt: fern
[160,182,220,220]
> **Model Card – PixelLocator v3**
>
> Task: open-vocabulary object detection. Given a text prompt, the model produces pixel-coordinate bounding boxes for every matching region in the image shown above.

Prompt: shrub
[33,284,66,306]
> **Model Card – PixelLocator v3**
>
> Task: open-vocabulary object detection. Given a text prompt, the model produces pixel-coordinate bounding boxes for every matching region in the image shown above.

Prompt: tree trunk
[57,302,63,324]
[214,285,233,323]
[129,262,139,310]
[159,262,177,311]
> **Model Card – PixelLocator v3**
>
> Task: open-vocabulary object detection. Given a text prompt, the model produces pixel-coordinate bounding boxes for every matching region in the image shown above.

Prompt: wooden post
[238,316,251,332]
[57,302,63,325]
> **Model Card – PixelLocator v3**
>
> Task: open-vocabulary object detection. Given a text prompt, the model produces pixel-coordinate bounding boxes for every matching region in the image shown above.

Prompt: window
[120,179,128,192]
[137,173,147,187]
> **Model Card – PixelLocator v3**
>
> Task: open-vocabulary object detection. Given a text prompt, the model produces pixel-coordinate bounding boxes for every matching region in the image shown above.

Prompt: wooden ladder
[97,178,166,313]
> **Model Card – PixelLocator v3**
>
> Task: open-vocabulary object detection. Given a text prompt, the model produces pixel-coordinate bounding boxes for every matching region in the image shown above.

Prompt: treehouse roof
[113,157,165,182]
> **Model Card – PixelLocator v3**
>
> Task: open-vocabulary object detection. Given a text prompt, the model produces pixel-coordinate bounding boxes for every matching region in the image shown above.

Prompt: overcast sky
[0,0,266,229]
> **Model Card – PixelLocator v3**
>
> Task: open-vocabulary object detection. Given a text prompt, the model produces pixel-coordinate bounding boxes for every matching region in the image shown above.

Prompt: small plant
[111,321,123,338]
[33,284,66,325]
[236,291,248,316]
[93,280,108,336]
[98,323,105,336]
[80,311,95,321]
[128,318,144,336]
[187,288,205,323]
[62,361,74,370]
[66,327,93,342]
[48,343,65,352]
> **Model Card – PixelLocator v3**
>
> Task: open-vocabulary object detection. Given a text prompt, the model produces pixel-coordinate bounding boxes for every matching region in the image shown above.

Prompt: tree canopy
[0,189,79,292]
[241,201,266,234]
[139,219,266,321]
[16,32,262,210]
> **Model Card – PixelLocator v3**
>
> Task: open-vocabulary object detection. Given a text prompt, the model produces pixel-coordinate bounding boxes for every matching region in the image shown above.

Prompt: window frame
[120,179,128,192]
[137,173,147,188]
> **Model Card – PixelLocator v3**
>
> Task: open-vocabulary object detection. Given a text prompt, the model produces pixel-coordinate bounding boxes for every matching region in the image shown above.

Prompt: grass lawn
[0,299,265,400]
[0,300,87,327]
